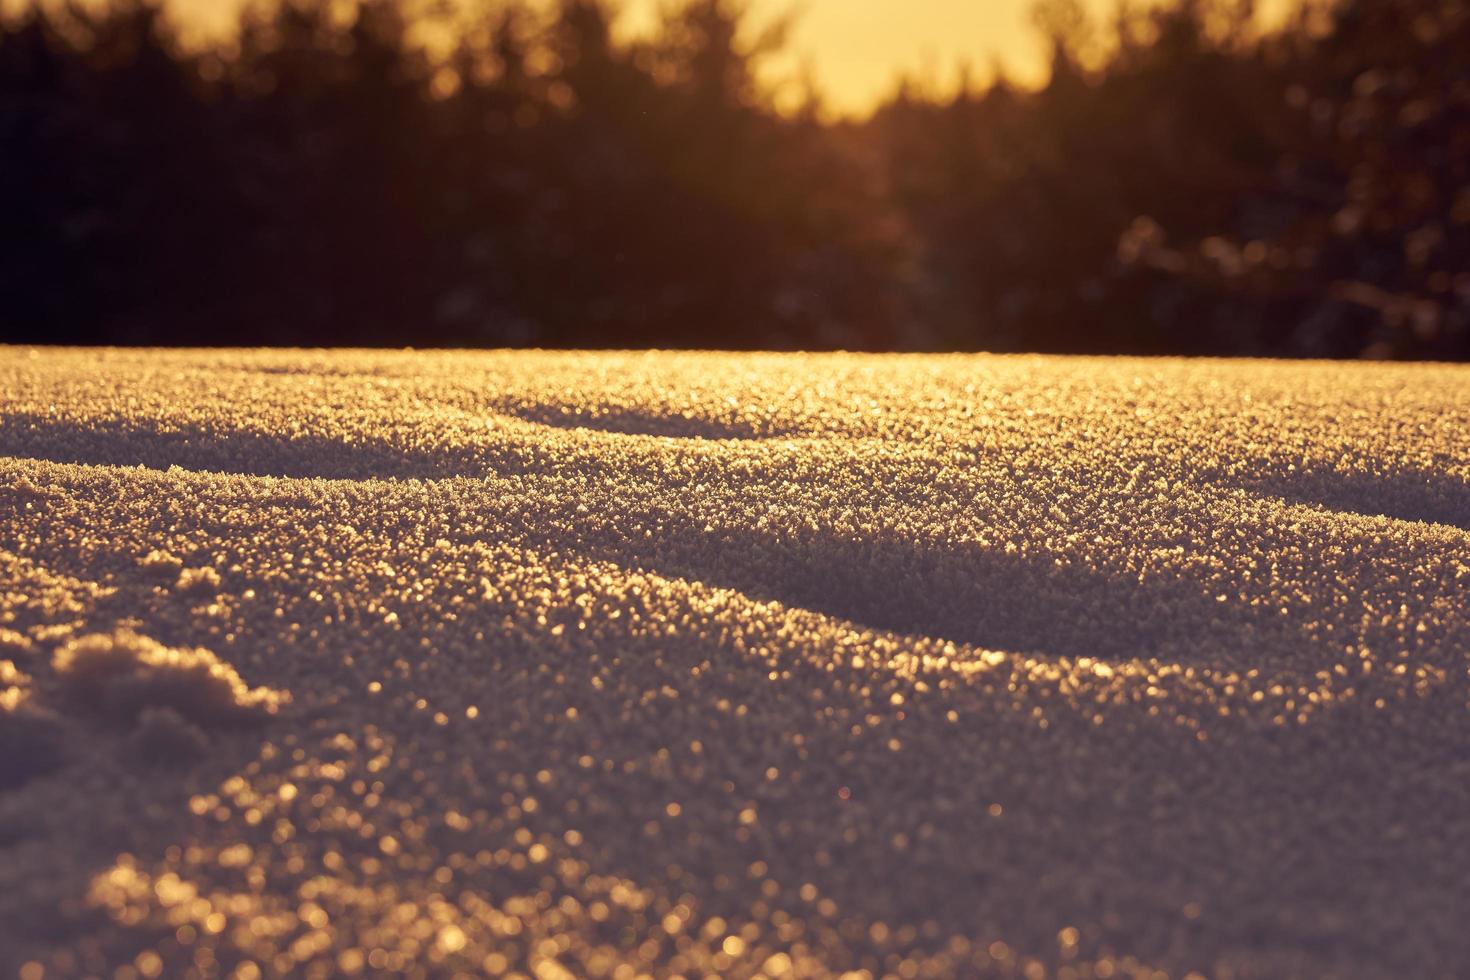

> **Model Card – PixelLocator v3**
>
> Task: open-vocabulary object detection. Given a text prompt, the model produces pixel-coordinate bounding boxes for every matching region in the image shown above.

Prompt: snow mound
[138,550,183,579]
[0,628,35,660]
[52,630,288,727]
[0,660,64,789]
[174,565,221,597]
[127,706,211,765]
[0,658,31,709]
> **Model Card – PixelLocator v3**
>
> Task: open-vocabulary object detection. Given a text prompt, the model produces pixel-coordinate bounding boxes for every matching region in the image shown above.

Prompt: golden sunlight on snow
[2,348,1470,978]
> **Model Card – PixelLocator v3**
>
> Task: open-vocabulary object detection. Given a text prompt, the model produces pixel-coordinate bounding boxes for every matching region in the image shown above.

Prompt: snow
[52,630,288,727]
[2,347,1469,978]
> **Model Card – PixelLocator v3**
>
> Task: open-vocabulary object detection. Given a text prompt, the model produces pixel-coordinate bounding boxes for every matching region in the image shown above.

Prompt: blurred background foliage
[2,0,1468,357]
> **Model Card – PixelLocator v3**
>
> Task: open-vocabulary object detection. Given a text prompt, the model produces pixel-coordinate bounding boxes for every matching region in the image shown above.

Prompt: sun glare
[157,0,1174,112]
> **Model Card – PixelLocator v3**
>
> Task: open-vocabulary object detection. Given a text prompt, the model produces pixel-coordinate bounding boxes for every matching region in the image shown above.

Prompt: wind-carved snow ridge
[2,347,1470,979]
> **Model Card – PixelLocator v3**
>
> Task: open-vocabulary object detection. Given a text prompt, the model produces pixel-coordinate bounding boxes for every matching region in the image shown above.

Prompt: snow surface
[2,347,1470,979]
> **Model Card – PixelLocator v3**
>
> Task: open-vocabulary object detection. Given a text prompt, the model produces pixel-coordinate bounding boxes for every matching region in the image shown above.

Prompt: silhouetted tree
[1,0,1466,357]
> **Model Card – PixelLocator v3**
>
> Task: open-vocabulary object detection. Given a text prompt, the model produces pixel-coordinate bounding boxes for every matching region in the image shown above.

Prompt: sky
[626,0,1065,108]
[157,0,1288,115]
[158,0,1085,113]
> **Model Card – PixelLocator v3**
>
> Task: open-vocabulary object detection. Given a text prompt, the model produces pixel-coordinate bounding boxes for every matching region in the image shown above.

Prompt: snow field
[2,348,1470,978]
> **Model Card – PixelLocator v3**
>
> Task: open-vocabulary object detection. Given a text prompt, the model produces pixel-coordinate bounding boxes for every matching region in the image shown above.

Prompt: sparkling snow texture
[2,348,1470,979]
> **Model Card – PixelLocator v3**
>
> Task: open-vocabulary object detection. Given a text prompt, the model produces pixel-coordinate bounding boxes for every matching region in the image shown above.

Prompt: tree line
[2,0,1467,357]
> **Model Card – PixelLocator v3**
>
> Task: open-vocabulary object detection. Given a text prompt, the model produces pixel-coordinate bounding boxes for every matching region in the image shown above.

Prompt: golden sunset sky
[156,0,1287,114]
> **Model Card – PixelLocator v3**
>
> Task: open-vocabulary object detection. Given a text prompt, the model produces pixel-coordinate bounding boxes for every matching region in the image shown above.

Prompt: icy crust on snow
[2,348,1470,979]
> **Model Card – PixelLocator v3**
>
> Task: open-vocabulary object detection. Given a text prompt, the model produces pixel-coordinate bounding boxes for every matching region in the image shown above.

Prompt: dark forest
[2,0,1467,357]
